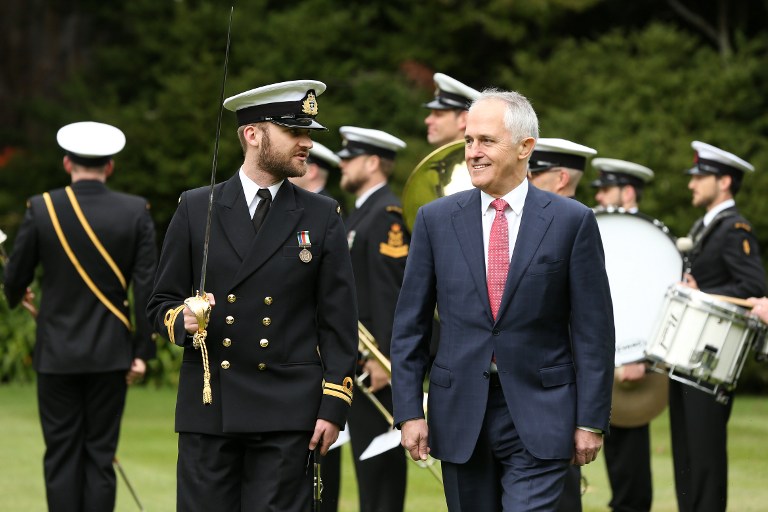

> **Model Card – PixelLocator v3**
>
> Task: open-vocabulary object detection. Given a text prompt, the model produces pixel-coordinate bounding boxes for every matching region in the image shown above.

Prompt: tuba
[402,140,471,231]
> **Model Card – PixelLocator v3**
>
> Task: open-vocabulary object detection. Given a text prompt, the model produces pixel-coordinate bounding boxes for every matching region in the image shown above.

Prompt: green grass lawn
[1,384,767,511]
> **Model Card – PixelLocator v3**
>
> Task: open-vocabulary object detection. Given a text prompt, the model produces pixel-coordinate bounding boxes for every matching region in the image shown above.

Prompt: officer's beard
[257,127,308,181]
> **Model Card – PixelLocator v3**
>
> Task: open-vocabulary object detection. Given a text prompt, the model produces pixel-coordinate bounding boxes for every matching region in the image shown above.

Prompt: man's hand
[401,418,429,461]
[363,359,390,393]
[617,362,646,382]
[309,419,341,456]
[21,287,38,318]
[184,293,216,334]
[126,358,146,385]
[571,429,603,466]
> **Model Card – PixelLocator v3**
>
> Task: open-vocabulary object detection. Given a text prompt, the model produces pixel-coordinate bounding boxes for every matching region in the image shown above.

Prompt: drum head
[595,210,683,366]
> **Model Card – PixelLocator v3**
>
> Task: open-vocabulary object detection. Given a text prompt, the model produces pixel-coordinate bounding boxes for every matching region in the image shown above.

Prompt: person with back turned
[527,137,598,512]
[391,88,615,511]
[147,80,358,511]
[673,140,765,512]
[338,125,409,512]
[3,121,157,511]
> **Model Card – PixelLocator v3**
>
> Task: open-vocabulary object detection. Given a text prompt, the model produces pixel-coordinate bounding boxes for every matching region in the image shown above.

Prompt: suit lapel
[230,181,302,288]
[215,176,254,260]
[452,189,493,322]
[496,186,553,321]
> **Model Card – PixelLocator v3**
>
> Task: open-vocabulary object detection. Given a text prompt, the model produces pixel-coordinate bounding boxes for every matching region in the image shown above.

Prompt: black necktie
[252,188,272,233]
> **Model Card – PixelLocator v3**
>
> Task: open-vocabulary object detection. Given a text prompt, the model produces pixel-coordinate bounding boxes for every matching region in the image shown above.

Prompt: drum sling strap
[42,186,132,330]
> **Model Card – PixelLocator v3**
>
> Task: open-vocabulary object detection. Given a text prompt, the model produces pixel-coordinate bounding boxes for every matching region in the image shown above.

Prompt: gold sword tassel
[184,292,213,404]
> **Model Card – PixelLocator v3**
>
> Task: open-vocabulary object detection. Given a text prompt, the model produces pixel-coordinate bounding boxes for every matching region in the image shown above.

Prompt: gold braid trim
[323,389,352,405]
[163,305,186,344]
[196,332,212,405]
[323,376,354,405]
[65,186,127,289]
[43,192,131,330]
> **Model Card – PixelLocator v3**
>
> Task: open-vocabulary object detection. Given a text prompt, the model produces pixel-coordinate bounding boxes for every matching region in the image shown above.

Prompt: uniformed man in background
[147,80,358,512]
[674,141,766,512]
[592,157,656,512]
[527,137,597,512]
[423,72,480,148]
[289,140,345,512]
[337,126,409,512]
[3,121,157,511]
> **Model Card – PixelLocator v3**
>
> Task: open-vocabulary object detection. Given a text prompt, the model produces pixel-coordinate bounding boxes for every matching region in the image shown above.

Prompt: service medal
[297,230,312,263]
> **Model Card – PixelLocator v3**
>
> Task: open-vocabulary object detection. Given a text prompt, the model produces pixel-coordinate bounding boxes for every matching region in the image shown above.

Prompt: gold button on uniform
[264,297,273,305]
[221,361,230,369]
[227,294,236,303]
[260,339,269,348]
[258,363,266,371]
[226,316,234,325]
[222,338,232,347]
[262,317,271,326]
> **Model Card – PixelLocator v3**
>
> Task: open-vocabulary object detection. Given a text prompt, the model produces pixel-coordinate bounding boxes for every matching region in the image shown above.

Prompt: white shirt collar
[480,179,528,216]
[239,168,284,215]
[704,198,735,226]
[355,182,386,209]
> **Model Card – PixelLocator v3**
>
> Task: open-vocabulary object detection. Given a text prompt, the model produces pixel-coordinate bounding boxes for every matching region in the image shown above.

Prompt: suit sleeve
[568,208,615,432]
[147,192,195,347]
[3,200,40,307]
[316,202,359,427]
[391,207,436,427]
[130,203,158,361]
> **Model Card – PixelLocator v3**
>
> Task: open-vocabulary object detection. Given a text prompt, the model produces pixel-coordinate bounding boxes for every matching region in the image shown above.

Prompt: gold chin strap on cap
[184,292,213,404]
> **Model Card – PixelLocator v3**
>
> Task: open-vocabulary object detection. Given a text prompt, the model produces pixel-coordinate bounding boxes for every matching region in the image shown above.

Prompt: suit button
[227,294,236,303]
[221,361,230,370]
[260,339,269,348]
[483,371,490,379]
[226,316,234,325]
[258,363,267,371]
[222,338,231,347]
[123,300,129,307]
[264,296,273,305]
[492,329,500,336]
[262,317,271,326]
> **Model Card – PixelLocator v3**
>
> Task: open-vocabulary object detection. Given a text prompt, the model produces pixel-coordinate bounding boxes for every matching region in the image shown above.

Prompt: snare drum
[646,284,767,393]
[594,208,683,366]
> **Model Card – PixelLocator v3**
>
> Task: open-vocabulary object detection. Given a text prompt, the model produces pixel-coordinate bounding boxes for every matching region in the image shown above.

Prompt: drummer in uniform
[591,157,656,512]
[423,72,480,147]
[337,126,409,512]
[527,137,597,512]
[674,141,766,512]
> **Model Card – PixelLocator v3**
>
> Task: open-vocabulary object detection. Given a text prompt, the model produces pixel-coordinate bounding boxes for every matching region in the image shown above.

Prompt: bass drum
[595,207,682,427]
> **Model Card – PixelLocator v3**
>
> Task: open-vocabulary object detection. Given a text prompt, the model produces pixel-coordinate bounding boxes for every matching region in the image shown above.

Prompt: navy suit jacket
[391,184,614,463]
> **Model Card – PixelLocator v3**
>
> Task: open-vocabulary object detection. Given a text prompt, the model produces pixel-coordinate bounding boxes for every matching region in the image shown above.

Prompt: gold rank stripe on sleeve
[734,222,752,232]
[42,192,132,331]
[164,304,186,344]
[65,186,127,289]
[323,377,354,405]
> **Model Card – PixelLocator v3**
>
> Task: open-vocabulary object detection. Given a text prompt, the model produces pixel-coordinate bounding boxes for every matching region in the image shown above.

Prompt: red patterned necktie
[487,198,509,320]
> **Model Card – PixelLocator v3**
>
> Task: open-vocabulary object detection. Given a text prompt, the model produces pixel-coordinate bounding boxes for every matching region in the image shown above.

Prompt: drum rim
[593,206,675,242]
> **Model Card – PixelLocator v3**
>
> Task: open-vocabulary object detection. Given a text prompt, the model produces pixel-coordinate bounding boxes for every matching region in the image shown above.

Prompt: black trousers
[319,444,341,512]
[604,424,652,512]
[347,385,407,512]
[37,371,128,512]
[177,430,313,512]
[669,380,732,512]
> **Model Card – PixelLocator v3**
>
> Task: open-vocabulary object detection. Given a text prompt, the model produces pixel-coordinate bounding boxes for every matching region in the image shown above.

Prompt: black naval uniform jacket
[688,205,766,298]
[148,175,358,435]
[345,185,409,358]
[3,180,157,373]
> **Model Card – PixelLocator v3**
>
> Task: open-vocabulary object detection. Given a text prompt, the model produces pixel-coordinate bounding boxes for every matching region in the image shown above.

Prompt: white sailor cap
[423,73,481,111]
[56,121,126,166]
[336,126,407,161]
[529,138,597,173]
[223,80,327,130]
[686,141,754,177]
[308,142,340,169]
[591,158,654,189]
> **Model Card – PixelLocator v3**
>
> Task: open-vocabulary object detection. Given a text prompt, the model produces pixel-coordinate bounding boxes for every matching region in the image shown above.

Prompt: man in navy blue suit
[391,89,615,511]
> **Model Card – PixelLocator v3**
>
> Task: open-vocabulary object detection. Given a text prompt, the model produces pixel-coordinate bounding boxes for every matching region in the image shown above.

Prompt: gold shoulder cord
[65,186,127,289]
[42,192,131,330]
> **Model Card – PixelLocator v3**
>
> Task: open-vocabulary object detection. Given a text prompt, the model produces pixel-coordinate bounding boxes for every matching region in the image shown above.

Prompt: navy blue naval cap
[336,126,407,161]
[223,80,327,130]
[423,73,481,111]
[529,138,597,173]
[57,121,126,167]
[686,141,754,177]
[591,158,654,189]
